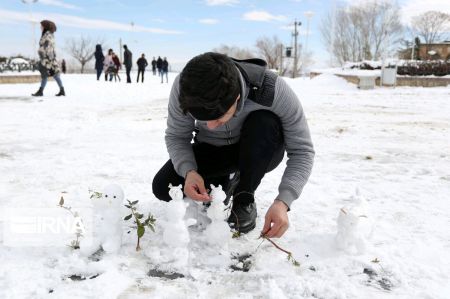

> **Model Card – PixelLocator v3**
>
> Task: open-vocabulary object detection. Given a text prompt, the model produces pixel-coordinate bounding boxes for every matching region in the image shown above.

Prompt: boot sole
[237,222,256,234]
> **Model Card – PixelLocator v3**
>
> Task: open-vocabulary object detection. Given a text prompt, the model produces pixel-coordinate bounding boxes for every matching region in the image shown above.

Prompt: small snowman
[336,189,373,254]
[162,184,194,269]
[81,184,124,256]
[204,185,230,247]
[163,184,190,247]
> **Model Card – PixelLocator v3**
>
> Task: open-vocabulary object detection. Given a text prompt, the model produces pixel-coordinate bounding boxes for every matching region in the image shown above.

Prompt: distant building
[418,42,450,60]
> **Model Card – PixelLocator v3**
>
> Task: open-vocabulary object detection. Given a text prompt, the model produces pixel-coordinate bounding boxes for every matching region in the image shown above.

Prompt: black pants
[152,110,285,203]
[126,66,132,83]
[96,69,102,80]
[137,69,145,82]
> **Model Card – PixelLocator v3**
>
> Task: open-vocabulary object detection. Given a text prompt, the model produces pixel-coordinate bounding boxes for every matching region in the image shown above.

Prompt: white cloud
[0,9,182,34]
[205,0,238,6]
[38,0,80,10]
[199,18,219,24]
[401,0,450,24]
[243,10,286,22]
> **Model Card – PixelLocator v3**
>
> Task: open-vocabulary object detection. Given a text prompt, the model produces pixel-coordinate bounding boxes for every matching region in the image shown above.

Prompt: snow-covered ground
[0,72,449,298]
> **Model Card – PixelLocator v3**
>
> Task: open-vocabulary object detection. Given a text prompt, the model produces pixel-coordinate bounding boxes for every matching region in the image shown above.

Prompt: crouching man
[152,52,314,238]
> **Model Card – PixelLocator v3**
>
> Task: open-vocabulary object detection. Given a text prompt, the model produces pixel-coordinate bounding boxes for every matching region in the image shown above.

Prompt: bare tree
[255,36,283,69]
[364,2,403,59]
[411,11,450,55]
[212,44,254,60]
[65,36,103,73]
[321,0,403,65]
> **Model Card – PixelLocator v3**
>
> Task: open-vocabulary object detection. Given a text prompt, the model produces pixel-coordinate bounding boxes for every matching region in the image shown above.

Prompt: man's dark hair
[179,52,240,121]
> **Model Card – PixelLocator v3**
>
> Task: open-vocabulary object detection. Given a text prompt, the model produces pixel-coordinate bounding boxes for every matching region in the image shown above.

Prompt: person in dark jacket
[151,57,157,75]
[152,52,314,236]
[123,45,132,83]
[32,20,65,97]
[136,53,148,83]
[156,56,163,76]
[161,57,169,83]
[61,59,66,74]
[94,44,104,80]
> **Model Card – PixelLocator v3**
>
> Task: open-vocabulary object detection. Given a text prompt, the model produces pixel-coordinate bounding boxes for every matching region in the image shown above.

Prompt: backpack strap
[232,58,277,107]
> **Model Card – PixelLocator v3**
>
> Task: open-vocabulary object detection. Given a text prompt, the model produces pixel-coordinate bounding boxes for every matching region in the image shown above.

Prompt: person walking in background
[151,57,157,75]
[161,57,169,83]
[112,52,121,82]
[156,56,162,76]
[61,59,66,74]
[123,45,132,83]
[94,44,104,81]
[136,53,148,83]
[32,20,65,97]
[103,49,115,81]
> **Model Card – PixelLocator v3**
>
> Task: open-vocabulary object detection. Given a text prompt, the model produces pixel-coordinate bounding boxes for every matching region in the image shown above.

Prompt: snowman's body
[336,190,373,254]
[163,185,190,247]
[81,184,124,255]
[204,185,229,246]
[162,184,193,269]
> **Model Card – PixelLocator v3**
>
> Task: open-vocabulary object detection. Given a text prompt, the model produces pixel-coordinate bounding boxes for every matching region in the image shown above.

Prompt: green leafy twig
[232,231,241,239]
[124,199,156,251]
[58,196,83,250]
[259,234,300,267]
[88,189,103,199]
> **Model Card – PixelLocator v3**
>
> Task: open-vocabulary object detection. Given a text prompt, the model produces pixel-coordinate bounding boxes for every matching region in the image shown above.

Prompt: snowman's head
[210,184,225,202]
[93,184,124,209]
[168,184,184,201]
[338,208,364,232]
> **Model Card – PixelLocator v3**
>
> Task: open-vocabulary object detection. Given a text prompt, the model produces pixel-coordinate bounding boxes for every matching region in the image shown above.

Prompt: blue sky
[1,0,449,69]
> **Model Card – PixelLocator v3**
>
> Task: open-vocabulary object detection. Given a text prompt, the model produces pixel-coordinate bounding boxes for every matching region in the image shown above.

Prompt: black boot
[32,87,43,97]
[227,194,257,234]
[56,87,65,96]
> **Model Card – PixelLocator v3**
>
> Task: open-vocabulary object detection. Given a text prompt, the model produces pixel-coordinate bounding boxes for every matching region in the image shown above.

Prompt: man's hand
[261,199,289,238]
[184,170,210,202]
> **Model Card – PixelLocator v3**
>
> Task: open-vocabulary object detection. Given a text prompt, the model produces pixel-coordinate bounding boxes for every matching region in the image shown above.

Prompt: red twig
[261,234,292,255]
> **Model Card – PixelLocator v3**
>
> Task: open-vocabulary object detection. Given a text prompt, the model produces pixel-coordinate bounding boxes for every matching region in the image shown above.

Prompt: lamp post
[292,19,301,78]
[21,0,38,59]
[303,11,314,65]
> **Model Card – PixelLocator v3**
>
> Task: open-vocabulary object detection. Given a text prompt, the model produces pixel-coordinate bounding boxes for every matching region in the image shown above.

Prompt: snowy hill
[0,73,449,298]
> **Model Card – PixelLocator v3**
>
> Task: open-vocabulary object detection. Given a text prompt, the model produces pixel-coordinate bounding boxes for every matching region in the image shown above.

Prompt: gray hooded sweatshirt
[165,70,314,208]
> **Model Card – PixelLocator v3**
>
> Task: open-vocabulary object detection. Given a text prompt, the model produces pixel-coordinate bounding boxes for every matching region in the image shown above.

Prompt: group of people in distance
[94,44,169,84]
